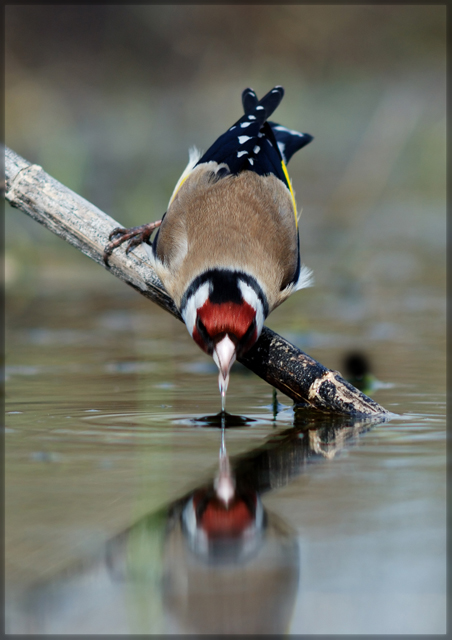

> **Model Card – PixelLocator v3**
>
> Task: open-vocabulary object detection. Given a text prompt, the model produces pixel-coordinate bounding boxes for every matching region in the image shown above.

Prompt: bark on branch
[4,146,389,418]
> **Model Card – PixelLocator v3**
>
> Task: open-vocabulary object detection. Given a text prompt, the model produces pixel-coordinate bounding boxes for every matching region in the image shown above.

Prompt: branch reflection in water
[15,411,387,635]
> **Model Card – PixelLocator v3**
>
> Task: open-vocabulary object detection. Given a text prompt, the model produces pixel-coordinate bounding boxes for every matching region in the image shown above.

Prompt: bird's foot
[103,220,161,266]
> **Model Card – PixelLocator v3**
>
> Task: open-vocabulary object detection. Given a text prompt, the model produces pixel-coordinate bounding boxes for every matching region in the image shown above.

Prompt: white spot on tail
[273,125,304,137]
[277,141,286,161]
[240,121,252,128]
[238,135,252,144]
[237,150,248,157]
[253,145,260,154]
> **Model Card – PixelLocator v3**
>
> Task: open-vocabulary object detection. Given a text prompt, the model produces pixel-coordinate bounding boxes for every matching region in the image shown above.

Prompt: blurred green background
[5,5,446,301]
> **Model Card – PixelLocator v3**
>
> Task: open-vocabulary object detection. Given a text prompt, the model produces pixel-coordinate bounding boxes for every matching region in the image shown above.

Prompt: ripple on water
[190,412,257,428]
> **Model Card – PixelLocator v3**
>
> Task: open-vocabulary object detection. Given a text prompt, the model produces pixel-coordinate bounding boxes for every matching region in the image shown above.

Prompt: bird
[104,86,314,409]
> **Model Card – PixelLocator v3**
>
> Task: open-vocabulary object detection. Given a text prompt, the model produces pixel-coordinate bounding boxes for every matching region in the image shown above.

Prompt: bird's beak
[213,334,236,406]
[214,447,235,505]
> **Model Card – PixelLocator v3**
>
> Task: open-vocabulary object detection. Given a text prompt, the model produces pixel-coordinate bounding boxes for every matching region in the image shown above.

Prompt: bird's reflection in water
[160,427,299,634]
[181,426,266,564]
[9,411,386,634]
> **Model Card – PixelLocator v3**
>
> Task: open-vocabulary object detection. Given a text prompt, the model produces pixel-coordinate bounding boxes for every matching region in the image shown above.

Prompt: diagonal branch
[4,146,389,418]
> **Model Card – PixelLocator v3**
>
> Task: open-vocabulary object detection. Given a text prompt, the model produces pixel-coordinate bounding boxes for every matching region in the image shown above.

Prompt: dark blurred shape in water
[343,351,373,393]
[344,351,370,378]
[193,411,255,428]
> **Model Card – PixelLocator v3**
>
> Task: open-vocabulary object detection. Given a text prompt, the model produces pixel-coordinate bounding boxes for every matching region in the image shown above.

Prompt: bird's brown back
[154,165,299,310]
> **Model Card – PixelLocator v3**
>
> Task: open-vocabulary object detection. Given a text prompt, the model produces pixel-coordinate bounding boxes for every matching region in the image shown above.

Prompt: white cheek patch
[182,281,210,336]
[238,280,264,337]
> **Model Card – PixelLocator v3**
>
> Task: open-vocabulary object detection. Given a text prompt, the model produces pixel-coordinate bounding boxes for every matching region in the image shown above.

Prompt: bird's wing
[195,86,313,227]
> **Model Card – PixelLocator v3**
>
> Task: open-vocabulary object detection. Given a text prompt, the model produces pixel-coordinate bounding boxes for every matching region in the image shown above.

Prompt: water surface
[5,280,446,634]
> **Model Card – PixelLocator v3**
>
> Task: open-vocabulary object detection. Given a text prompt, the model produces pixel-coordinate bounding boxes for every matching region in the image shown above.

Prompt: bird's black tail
[196,85,312,177]
[241,86,285,121]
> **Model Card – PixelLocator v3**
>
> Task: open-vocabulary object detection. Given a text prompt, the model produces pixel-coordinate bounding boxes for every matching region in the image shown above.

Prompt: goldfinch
[104,86,313,407]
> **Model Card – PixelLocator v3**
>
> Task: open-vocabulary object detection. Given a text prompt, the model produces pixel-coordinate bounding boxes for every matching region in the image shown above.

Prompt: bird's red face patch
[198,498,254,538]
[192,299,257,355]
[192,490,256,539]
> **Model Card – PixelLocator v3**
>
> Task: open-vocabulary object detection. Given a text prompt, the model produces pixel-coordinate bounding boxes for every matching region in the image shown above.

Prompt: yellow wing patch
[169,172,191,206]
[168,147,202,208]
[281,160,298,228]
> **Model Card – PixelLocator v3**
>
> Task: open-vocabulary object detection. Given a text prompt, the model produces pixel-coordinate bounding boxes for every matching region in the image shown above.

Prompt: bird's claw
[108,226,128,242]
[103,221,162,266]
